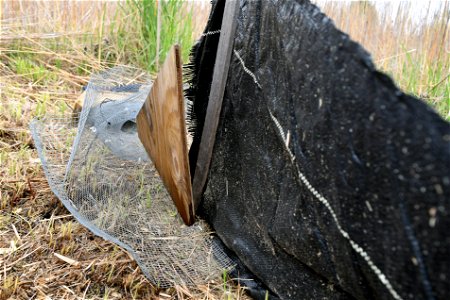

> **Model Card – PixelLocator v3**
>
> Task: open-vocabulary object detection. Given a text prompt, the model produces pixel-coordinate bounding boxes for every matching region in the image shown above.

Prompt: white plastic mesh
[30,67,234,288]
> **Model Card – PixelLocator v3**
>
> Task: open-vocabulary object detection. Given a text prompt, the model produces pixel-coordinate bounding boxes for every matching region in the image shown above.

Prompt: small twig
[376,48,417,63]
[1,178,46,184]
[6,246,42,269]
[62,285,77,296]
[430,73,450,91]
[26,177,37,200]
[39,214,73,222]
[82,280,91,300]
[54,252,81,267]
[11,224,21,242]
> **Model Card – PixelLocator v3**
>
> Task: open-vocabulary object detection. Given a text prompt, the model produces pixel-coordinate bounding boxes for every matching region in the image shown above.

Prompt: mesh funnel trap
[30,66,234,288]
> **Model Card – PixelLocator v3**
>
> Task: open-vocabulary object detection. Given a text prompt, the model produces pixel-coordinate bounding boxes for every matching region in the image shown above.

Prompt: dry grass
[314,0,449,119]
[0,1,249,299]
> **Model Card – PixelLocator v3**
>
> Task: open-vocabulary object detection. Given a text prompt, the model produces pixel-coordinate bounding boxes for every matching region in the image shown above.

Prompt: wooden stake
[191,0,240,209]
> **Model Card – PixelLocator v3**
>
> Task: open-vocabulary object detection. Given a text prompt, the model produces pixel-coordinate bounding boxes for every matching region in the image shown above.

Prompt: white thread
[269,110,286,138]
[225,178,229,197]
[366,200,373,212]
[268,111,403,300]
[233,50,262,89]
[286,131,291,148]
[268,111,295,161]
[201,30,221,37]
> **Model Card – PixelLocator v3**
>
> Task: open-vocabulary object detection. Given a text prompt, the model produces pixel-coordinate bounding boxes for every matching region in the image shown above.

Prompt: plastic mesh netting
[30,67,234,288]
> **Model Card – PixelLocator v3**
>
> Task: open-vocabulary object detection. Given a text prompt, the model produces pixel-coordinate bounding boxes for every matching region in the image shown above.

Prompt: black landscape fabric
[187,0,450,299]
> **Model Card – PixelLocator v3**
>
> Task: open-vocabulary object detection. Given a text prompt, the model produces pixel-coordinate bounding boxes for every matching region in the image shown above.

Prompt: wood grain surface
[137,45,195,225]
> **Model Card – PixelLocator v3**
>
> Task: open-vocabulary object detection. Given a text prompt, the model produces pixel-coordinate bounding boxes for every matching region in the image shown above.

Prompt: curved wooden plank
[137,45,195,225]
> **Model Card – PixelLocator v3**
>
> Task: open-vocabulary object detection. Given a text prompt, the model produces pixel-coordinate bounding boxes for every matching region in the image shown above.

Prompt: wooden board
[191,0,241,209]
[136,45,195,226]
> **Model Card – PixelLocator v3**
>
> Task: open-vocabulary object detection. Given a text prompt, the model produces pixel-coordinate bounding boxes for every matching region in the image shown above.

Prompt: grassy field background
[317,0,449,119]
[0,0,448,299]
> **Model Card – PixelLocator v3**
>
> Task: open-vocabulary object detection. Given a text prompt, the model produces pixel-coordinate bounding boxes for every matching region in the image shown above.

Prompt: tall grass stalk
[112,0,195,73]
